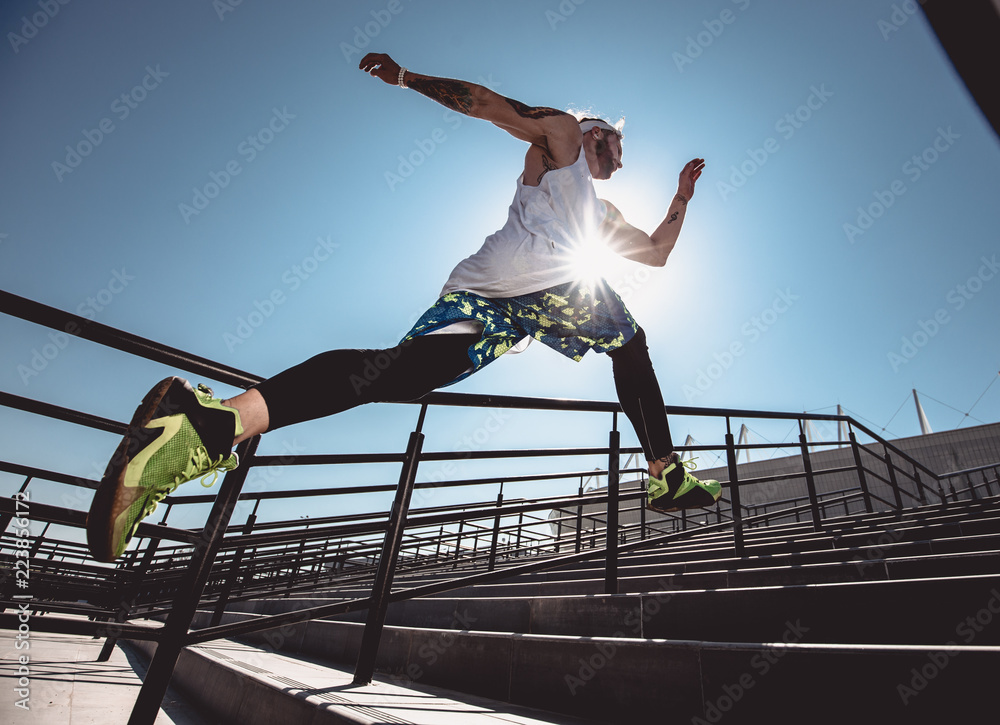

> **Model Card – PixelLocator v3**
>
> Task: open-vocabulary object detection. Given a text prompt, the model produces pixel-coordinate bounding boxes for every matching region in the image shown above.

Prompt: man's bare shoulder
[520,117,581,186]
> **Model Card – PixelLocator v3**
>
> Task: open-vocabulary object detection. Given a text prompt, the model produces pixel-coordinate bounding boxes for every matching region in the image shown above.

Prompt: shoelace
[653,455,699,478]
[141,488,173,519]
[138,448,234,522]
[173,445,236,488]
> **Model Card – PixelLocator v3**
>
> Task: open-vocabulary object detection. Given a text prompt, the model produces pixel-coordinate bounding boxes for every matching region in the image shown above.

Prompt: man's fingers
[358,52,387,72]
[684,159,706,180]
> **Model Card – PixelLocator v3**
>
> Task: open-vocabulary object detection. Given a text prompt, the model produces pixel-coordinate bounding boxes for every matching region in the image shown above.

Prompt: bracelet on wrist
[398,67,408,89]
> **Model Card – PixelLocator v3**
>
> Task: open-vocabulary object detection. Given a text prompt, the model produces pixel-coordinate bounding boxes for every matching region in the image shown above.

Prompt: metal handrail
[2,289,998,724]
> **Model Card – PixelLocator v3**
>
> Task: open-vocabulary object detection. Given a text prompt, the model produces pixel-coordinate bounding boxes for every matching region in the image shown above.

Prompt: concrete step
[247,500,1000,612]
[424,550,1000,598]
[320,504,1000,589]
[277,515,1000,596]
[188,610,1000,724]
[127,635,595,725]
[254,542,1000,605]
[302,574,1000,646]
[464,530,1000,588]
[0,629,209,724]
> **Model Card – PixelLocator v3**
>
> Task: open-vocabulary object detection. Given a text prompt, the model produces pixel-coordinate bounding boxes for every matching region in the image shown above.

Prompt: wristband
[398,67,408,89]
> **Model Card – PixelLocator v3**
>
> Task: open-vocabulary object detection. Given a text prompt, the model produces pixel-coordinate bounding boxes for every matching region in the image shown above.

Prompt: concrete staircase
[171,496,1000,723]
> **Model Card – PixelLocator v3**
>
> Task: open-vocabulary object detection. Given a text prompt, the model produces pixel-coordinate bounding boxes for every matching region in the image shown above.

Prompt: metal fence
[1,289,997,724]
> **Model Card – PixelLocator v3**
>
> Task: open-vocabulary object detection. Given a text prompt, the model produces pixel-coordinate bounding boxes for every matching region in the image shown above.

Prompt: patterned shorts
[401,279,638,386]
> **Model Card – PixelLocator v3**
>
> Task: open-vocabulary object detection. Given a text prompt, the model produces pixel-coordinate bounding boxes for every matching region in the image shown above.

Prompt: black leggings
[253,327,673,462]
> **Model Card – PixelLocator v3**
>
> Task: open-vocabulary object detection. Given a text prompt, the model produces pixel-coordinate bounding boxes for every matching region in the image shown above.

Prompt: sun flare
[569,234,611,285]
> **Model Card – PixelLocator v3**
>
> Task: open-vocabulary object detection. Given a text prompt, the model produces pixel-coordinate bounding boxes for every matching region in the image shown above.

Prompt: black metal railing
[1,289,997,724]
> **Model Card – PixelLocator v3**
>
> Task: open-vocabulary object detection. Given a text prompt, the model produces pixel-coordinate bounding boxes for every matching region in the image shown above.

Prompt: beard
[594,138,617,178]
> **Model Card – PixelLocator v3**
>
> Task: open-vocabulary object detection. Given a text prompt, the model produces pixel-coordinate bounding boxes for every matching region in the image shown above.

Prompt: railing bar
[0,290,262,389]
[0,498,200,544]
[0,613,162,640]
[0,391,126,436]
[163,467,626,505]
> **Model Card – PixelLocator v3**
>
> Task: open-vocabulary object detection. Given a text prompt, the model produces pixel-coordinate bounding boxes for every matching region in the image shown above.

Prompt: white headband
[578,119,622,138]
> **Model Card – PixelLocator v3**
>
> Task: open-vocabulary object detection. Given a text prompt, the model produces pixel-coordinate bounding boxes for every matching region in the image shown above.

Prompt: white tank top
[441,146,607,298]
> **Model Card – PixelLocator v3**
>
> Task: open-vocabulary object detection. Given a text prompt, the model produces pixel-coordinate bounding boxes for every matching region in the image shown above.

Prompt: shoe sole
[646,488,720,514]
[86,377,190,562]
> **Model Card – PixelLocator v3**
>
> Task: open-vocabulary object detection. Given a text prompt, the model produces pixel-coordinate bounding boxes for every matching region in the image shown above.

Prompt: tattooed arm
[600,159,705,267]
[359,53,580,161]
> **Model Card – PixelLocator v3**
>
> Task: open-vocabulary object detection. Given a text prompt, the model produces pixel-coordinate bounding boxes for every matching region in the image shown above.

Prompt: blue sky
[2,1,999,535]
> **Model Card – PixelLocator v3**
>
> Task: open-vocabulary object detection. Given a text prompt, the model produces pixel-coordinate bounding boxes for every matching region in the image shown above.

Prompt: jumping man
[86,53,720,563]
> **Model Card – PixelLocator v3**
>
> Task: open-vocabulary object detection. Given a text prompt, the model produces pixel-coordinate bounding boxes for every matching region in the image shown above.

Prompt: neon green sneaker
[86,377,243,562]
[647,453,721,513]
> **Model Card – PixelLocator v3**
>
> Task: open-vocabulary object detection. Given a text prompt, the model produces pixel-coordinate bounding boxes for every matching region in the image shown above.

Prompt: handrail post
[604,424,620,595]
[575,483,584,554]
[798,429,823,531]
[913,465,927,505]
[99,531,159,663]
[488,486,503,572]
[127,435,259,725]
[211,512,256,627]
[935,476,948,507]
[849,431,874,513]
[966,472,980,501]
[884,451,904,510]
[639,476,647,540]
[352,409,426,686]
[27,521,50,559]
[725,426,745,557]
[452,519,464,568]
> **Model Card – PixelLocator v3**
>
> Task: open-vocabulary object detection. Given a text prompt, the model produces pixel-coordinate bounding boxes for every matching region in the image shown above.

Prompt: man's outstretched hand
[360,53,402,85]
[679,158,705,199]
